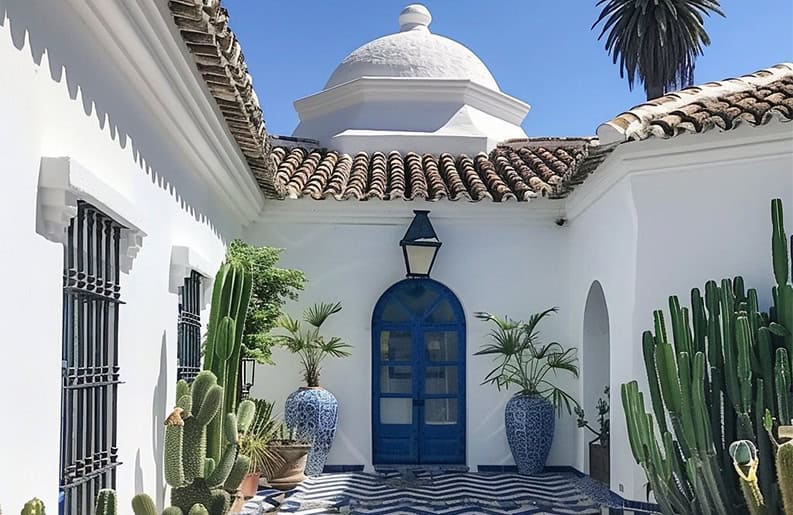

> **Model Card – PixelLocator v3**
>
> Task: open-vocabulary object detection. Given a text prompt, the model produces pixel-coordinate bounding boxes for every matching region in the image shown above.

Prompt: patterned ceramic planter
[504,395,555,475]
[285,387,339,475]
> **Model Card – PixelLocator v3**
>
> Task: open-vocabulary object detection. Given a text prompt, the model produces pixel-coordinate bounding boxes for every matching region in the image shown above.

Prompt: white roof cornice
[294,77,531,126]
[63,0,266,224]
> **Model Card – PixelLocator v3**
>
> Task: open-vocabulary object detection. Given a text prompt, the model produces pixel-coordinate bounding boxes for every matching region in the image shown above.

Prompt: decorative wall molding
[36,157,147,273]
[169,245,214,307]
[295,77,530,125]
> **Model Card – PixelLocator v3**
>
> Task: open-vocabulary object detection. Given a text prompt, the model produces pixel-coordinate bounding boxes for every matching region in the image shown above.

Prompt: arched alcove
[582,280,610,477]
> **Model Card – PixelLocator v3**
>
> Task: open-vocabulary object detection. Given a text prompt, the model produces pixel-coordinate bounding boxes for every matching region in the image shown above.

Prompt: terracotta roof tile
[268,138,597,202]
[169,0,277,196]
[599,63,793,144]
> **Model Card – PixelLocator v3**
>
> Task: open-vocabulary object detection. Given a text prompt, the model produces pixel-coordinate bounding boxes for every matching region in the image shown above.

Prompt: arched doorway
[372,278,466,464]
[582,281,610,475]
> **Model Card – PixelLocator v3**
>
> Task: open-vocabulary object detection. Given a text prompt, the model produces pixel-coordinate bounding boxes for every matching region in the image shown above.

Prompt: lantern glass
[404,243,437,276]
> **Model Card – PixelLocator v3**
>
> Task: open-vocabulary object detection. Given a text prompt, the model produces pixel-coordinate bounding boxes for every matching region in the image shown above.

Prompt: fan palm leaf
[476,307,580,414]
[593,0,723,99]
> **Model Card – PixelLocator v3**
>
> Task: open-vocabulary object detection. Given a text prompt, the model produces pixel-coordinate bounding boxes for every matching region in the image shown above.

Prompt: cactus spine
[20,499,45,515]
[203,261,253,464]
[623,199,793,514]
[94,490,117,515]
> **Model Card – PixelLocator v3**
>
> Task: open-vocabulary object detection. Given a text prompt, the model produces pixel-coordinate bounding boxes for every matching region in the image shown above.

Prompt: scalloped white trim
[36,157,147,274]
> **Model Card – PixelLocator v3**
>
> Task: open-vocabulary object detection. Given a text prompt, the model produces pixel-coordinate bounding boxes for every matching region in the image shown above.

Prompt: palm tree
[593,0,724,100]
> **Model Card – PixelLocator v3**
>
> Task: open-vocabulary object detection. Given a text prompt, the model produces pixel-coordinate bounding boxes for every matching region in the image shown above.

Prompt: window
[177,271,202,382]
[60,201,123,515]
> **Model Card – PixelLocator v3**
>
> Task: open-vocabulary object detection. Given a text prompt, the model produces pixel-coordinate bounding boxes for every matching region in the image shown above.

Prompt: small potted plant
[275,302,351,475]
[475,308,579,475]
[267,423,313,491]
[575,386,610,484]
[238,398,284,497]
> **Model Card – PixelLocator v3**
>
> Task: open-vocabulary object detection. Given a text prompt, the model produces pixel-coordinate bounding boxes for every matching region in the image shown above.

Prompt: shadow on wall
[0,0,228,239]
[152,333,169,508]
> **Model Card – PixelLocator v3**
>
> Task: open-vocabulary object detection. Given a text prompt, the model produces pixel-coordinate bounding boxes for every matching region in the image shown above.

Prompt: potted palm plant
[274,302,351,475]
[575,386,610,484]
[475,307,579,475]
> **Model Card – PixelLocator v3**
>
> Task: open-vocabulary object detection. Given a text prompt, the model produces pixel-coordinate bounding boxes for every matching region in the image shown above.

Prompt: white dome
[324,4,500,91]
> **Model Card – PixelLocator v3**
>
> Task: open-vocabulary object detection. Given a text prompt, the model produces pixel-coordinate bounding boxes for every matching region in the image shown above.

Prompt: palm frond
[593,0,723,98]
[305,302,342,328]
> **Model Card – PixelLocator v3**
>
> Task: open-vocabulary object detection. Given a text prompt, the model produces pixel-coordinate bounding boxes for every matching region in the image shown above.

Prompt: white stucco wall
[566,120,793,502]
[245,201,581,471]
[0,1,257,511]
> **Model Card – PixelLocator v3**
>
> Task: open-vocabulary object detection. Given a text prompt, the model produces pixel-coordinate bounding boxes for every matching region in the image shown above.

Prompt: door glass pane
[381,299,410,322]
[425,399,457,425]
[425,332,458,361]
[380,331,412,361]
[427,299,456,323]
[396,283,439,317]
[425,366,457,394]
[381,398,412,424]
[381,366,412,393]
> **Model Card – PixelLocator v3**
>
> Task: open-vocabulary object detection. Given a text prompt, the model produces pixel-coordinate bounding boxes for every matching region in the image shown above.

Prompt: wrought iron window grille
[177,270,202,382]
[60,201,124,515]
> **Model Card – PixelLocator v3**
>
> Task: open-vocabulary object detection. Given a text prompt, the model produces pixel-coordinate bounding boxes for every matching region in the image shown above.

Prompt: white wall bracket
[169,245,215,308]
[36,157,147,273]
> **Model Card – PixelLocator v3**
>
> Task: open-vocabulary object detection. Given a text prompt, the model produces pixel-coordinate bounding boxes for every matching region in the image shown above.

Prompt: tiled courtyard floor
[241,471,631,514]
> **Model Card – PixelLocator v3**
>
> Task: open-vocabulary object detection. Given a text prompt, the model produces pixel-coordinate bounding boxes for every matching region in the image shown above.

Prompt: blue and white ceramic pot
[504,394,555,475]
[284,386,339,475]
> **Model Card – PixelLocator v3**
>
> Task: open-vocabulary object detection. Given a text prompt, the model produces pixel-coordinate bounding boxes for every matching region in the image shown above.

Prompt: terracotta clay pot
[229,493,245,514]
[240,472,261,498]
[267,443,311,491]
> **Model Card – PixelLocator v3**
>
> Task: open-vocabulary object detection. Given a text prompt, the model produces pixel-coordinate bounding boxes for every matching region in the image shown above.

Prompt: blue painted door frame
[372,278,466,464]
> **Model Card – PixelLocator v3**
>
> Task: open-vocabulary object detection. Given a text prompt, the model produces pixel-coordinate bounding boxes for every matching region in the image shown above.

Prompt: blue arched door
[372,278,466,464]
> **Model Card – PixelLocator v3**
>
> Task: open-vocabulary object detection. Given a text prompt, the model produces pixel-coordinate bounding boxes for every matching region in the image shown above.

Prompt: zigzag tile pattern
[269,141,594,202]
[274,472,605,514]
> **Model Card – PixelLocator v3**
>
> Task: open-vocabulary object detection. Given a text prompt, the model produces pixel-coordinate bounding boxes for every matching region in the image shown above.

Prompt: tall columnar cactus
[20,499,45,515]
[163,371,255,515]
[623,199,793,515]
[203,261,253,463]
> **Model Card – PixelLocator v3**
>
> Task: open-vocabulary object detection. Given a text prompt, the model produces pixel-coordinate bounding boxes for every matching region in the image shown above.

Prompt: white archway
[582,281,610,477]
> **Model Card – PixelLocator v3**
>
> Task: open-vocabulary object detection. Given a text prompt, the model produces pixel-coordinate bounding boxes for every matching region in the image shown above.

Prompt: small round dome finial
[399,4,431,32]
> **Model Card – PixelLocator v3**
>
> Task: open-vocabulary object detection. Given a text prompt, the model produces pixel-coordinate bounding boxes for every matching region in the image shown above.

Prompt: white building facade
[0,0,791,512]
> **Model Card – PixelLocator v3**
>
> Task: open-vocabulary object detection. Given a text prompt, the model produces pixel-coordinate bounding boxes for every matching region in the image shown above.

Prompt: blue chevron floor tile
[259,471,632,514]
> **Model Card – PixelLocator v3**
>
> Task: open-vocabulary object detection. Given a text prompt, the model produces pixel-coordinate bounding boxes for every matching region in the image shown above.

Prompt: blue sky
[224,0,793,138]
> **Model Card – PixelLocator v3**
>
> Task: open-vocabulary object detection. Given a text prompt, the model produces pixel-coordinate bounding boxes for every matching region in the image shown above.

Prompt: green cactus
[20,498,45,515]
[778,440,793,512]
[161,370,253,515]
[623,199,793,515]
[94,489,116,515]
[203,261,253,464]
[131,494,158,515]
